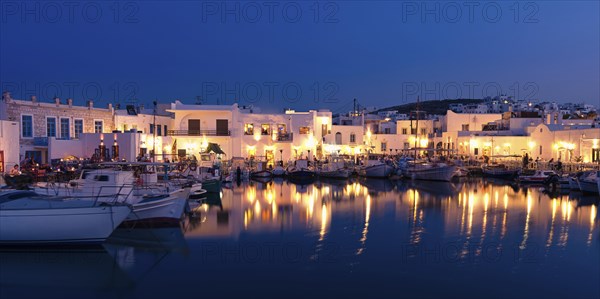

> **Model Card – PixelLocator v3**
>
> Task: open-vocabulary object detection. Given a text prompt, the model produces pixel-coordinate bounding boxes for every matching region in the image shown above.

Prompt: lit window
[244,123,254,135]
[261,124,271,135]
[299,127,310,134]
[402,128,407,135]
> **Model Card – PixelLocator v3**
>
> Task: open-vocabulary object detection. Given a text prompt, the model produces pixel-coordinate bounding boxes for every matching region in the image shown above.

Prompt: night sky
[1,1,598,112]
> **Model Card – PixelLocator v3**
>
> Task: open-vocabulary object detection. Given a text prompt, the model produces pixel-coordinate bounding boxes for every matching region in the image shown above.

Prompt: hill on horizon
[377,99,484,115]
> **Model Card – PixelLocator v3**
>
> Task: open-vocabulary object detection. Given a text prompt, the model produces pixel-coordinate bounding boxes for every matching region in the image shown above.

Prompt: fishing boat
[481,164,519,179]
[272,165,286,176]
[577,171,599,194]
[358,155,394,178]
[287,159,316,183]
[250,161,273,178]
[0,190,131,245]
[404,162,457,182]
[518,170,557,184]
[318,157,350,179]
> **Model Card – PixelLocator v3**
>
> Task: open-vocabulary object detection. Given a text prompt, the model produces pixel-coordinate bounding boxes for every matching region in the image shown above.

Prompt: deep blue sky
[1,1,599,112]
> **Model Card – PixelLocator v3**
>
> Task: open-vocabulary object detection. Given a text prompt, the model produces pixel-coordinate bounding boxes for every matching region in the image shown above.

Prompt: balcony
[277,133,293,142]
[167,130,230,136]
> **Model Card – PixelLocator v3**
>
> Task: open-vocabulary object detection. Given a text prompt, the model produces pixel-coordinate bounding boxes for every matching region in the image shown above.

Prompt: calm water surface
[1,178,599,299]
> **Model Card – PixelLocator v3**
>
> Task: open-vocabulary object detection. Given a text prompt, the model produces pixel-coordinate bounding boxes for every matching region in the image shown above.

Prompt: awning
[205,143,226,155]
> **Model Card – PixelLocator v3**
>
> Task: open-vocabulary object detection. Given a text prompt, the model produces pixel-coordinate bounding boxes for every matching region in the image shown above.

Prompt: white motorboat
[518,170,557,184]
[404,162,457,182]
[0,190,131,245]
[577,171,599,194]
[33,169,190,224]
[358,155,394,178]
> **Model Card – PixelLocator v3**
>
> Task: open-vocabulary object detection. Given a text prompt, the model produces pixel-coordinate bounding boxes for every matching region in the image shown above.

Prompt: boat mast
[414,96,420,159]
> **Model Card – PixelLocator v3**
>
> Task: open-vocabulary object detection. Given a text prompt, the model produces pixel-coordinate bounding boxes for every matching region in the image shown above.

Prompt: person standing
[9,164,20,176]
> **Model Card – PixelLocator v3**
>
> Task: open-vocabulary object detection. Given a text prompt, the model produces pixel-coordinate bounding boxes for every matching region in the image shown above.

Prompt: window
[164,125,168,136]
[21,115,33,138]
[539,145,542,156]
[381,142,387,151]
[261,124,271,135]
[322,124,328,136]
[60,118,70,139]
[402,128,407,135]
[149,124,154,134]
[592,149,600,162]
[244,123,254,135]
[299,127,310,134]
[350,133,356,143]
[74,119,83,139]
[462,124,470,131]
[411,128,417,135]
[123,124,128,132]
[47,117,56,137]
[420,128,427,135]
[157,125,162,136]
[94,120,103,133]
[384,128,391,134]
[277,124,287,134]
[540,128,543,133]
[474,148,479,156]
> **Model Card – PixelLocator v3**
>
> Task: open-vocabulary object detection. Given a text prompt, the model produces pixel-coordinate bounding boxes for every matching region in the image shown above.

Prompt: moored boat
[518,170,557,184]
[358,155,394,178]
[287,159,316,183]
[481,164,519,179]
[0,190,131,245]
[577,171,599,194]
[404,162,457,182]
[250,161,273,178]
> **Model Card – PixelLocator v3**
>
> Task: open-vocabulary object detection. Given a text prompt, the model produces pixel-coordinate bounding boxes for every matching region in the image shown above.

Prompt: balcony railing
[167,130,231,136]
[277,133,293,142]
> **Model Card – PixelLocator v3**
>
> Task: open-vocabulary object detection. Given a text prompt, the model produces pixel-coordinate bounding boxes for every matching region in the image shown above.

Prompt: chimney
[86,100,93,109]
[2,91,11,102]
[67,98,73,107]
[54,97,61,106]
[107,103,113,110]
[30,95,37,103]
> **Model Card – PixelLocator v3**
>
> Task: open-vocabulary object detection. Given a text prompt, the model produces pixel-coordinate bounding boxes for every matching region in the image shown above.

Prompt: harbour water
[1,178,598,299]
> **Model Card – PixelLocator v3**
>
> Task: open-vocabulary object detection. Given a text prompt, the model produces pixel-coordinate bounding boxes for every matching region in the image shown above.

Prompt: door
[188,119,201,135]
[216,119,229,136]
[335,132,342,145]
[0,151,4,173]
[265,150,274,168]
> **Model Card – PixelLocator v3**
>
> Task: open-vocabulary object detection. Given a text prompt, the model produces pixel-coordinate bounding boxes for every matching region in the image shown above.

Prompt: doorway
[188,119,201,135]
[265,150,274,168]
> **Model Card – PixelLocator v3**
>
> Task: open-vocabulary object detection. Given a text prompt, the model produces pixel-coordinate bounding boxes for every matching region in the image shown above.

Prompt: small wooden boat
[358,155,394,178]
[250,161,272,178]
[287,159,316,183]
[481,164,519,179]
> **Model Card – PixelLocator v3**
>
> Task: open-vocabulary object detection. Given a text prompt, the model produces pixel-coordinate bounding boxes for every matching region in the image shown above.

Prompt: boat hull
[406,165,457,182]
[0,204,130,245]
[288,170,316,183]
[482,169,518,179]
[251,170,273,178]
[202,179,221,193]
[359,164,394,178]
[318,169,350,179]
[124,190,189,224]
[578,179,599,194]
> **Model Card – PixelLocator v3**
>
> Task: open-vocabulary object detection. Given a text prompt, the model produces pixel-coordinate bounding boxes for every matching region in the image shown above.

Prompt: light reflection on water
[1,178,598,299]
